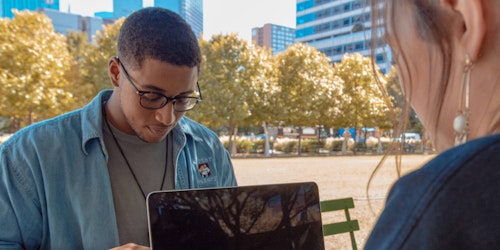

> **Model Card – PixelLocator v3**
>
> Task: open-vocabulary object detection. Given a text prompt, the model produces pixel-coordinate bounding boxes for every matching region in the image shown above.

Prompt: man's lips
[148,125,171,136]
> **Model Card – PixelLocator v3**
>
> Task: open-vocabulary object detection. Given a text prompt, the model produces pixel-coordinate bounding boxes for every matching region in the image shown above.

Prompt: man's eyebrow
[141,84,196,96]
[140,84,165,92]
[176,90,197,97]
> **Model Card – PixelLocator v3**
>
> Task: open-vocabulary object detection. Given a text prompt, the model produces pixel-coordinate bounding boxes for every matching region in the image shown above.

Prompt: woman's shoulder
[366,134,500,248]
[396,133,499,192]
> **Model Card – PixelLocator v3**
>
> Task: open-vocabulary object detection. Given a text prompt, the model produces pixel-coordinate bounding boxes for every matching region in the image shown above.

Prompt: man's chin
[138,134,167,143]
[137,129,171,143]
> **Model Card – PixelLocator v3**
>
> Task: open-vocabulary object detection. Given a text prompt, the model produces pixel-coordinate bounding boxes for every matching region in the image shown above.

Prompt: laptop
[146,182,324,250]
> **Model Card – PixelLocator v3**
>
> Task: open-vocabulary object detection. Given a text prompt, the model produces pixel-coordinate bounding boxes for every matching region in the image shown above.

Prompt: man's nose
[155,102,176,125]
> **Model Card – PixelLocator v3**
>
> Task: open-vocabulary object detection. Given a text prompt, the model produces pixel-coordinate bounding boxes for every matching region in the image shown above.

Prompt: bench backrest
[320,197,360,250]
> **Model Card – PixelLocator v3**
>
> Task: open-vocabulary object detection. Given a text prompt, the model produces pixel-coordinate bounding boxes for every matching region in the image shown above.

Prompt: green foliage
[274,140,298,153]
[251,139,265,154]
[192,33,277,154]
[236,139,253,153]
[0,10,75,127]
[333,53,392,130]
[81,18,124,97]
[222,139,253,154]
[301,140,325,153]
[273,43,341,128]
[325,140,344,152]
[65,31,94,107]
[0,10,420,137]
[386,66,424,134]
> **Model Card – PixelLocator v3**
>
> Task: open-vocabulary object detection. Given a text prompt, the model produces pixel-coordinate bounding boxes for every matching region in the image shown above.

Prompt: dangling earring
[453,54,472,146]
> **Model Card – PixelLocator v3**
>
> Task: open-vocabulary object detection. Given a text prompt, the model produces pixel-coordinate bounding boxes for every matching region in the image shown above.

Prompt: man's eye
[176,98,190,104]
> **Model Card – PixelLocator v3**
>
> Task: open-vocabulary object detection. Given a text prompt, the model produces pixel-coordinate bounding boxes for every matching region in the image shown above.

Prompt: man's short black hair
[117,7,201,70]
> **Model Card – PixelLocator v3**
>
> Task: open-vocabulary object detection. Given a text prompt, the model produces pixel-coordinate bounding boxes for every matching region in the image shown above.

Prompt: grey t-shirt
[103,120,175,246]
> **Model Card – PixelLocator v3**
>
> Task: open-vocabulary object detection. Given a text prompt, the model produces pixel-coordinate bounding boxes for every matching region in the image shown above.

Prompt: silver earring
[453,54,472,146]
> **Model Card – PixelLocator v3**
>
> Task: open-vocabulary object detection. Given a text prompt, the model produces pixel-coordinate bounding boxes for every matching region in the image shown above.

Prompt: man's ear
[442,0,486,61]
[108,56,120,87]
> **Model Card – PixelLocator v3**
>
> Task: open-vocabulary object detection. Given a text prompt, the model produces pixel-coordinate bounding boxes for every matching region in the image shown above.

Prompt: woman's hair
[367,0,454,204]
[117,7,202,71]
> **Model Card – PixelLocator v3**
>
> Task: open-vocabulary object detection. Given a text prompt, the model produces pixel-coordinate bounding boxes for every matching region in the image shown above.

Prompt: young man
[0,7,237,249]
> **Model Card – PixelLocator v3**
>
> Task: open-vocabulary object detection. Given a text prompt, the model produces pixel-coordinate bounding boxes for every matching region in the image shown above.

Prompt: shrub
[237,139,253,153]
[251,139,266,153]
[325,139,344,151]
[222,138,253,153]
[301,140,325,153]
[280,141,298,153]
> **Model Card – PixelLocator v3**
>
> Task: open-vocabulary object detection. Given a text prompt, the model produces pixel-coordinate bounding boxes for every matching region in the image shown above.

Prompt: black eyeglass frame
[116,57,202,111]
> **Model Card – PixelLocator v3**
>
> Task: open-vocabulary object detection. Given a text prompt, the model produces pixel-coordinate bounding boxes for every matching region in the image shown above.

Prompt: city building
[38,8,104,42]
[155,0,203,39]
[95,11,114,20]
[113,0,142,19]
[252,23,295,55]
[295,0,391,73]
[1,0,59,18]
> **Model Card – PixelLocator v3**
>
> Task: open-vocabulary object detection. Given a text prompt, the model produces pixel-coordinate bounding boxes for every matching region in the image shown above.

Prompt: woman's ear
[108,56,121,87]
[442,0,486,61]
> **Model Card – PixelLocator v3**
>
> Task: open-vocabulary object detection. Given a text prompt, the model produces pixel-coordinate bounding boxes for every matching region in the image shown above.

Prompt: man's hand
[110,243,150,250]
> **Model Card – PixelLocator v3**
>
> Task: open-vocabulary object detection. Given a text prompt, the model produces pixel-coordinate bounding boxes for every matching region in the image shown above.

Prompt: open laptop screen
[147,182,324,250]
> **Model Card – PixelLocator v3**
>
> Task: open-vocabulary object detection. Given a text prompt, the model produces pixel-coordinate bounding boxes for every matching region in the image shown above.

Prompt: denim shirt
[0,90,237,250]
[365,133,500,249]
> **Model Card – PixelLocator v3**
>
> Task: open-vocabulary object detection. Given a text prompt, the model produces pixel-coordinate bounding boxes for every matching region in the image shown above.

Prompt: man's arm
[0,146,42,249]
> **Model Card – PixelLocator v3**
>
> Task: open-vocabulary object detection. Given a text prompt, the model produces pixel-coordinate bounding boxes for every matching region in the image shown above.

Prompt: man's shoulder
[2,91,110,150]
[178,116,218,139]
[1,110,84,149]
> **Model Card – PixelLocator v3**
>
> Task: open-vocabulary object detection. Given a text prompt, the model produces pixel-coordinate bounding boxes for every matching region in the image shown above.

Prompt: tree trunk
[231,126,238,154]
[297,126,303,156]
[227,120,236,155]
[263,122,270,157]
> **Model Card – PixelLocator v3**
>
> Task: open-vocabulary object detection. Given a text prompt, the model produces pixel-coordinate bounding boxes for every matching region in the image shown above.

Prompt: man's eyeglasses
[116,57,202,111]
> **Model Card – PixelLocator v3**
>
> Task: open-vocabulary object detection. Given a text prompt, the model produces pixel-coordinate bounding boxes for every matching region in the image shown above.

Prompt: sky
[58,0,296,42]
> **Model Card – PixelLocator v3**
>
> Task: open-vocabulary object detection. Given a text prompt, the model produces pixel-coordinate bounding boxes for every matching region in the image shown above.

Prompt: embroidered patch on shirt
[198,163,211,178]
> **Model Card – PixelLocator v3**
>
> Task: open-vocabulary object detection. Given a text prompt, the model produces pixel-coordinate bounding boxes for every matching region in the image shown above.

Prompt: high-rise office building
[113,0,142,19]
[295,0,391,73]
[39,8,104,42]
[155,0,203,39]
[1,0,59,18]
[252,23,295,55]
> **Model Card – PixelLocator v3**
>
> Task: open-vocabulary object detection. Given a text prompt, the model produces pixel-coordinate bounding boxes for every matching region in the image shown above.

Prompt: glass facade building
[252,23,295,55]
[113,0,142,19]
[295,0,391,73]
[1,0,59,18]
[155,0,203,39]
[39,8,104,42]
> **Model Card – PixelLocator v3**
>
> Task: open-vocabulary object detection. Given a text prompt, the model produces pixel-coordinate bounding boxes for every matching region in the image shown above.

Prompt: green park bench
[320,197,360,250]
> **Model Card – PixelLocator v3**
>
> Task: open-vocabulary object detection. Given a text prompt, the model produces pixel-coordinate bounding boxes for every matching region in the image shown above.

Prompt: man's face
[114,57,199,143]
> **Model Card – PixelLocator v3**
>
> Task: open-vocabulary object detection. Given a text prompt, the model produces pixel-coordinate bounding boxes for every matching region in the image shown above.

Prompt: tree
[81,18,124,97]
[242,45,278,156]
[191,34,255,154]
[333,53,391,153]
[273,43,340,154]
[0,10,75,129]
[65,31,94,107]
[385,66,424,137]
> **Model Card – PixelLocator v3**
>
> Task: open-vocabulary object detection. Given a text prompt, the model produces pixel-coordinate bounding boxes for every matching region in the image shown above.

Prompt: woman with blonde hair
[365,0,500,249]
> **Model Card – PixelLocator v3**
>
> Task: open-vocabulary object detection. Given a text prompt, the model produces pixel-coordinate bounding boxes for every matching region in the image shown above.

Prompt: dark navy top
[365,133,500,249]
